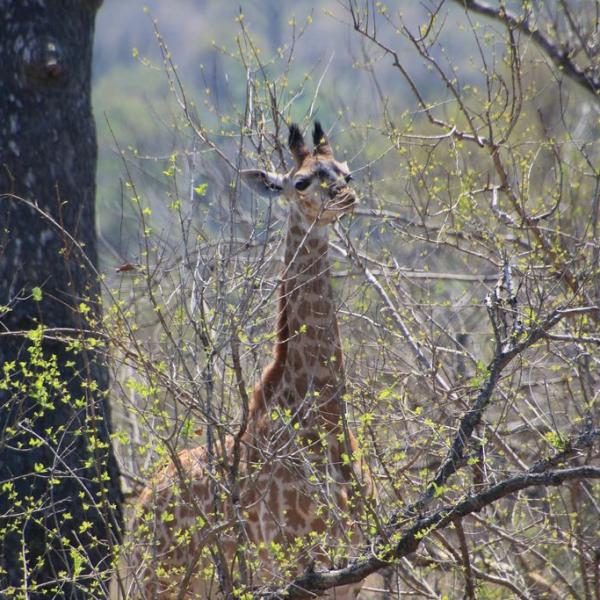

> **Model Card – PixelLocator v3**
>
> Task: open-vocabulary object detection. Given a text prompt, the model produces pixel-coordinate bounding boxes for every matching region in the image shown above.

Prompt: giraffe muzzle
[327,191,358,212]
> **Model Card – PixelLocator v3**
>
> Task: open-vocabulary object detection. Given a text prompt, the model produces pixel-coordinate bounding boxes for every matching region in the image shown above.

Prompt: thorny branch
[253,254,598,597]
[256,466,600,599]
[408,305,597,515]
[332,228,598,522]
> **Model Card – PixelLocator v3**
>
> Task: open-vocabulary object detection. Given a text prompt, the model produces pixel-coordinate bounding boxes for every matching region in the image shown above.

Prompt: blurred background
[92,0,495,266]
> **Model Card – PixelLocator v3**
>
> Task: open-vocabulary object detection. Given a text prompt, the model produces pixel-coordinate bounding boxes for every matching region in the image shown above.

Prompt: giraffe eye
[345,174,353,182]
[294,179,311,191]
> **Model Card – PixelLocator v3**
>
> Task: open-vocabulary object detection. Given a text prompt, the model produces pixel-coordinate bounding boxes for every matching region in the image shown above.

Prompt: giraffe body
[128,123,369,598]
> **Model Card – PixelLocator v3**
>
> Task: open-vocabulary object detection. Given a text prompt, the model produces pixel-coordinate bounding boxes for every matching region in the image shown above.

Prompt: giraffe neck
[275,206,345,422]
[249,206,347,428]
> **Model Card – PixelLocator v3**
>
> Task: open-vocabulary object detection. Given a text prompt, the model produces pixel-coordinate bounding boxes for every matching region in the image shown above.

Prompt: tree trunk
[0,2,122,597]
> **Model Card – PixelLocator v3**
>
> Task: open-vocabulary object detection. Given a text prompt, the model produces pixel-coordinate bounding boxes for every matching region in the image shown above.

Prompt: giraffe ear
[313,121,333,157]
[289,123,310,165]
[240,169,286,198]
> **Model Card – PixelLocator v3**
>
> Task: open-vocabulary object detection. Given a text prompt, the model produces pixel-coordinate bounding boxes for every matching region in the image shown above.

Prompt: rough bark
[0,1,122,597]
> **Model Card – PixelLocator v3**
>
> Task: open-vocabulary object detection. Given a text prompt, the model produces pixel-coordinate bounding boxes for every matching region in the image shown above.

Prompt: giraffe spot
[290,225,303,237]
[309,279,323,294]
[223,541,237,557]
[285,392,297,407]
[247,522,260,544]
[301,342,317,356]
[310,518,326,533]
[312,298,328,315]
[291,517,306,531]
[289,349,304,371]
[184,501,197,517]
[195,486,209,501]
[302,431,319,446]
[294,373,308,395]
[304,324,318,340]
[312,376,329,389]
[287,509,306,531]
[298,493,311,515]
[283,489,298,510]
[268,489,280,516]
[172,546,184,562]
[297,303,309,321]
[273,464,293,483]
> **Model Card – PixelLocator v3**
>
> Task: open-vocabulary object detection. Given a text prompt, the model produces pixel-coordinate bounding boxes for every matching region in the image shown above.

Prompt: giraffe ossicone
[127,122,372,599]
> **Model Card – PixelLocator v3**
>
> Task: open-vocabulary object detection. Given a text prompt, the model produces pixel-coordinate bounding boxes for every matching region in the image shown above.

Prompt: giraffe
[127,122,372,598]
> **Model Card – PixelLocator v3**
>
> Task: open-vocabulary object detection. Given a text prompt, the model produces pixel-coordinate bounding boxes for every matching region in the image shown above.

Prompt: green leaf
[32,287,43,301]
[70,548,83,581]
[194,183,208,196]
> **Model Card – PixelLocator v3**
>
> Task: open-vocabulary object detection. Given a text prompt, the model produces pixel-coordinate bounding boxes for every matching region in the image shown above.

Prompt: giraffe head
[241,122,357,226]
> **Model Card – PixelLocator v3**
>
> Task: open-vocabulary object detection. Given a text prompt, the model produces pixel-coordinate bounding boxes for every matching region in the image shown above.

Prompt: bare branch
[454,0,600,100]
[257,466,600,599]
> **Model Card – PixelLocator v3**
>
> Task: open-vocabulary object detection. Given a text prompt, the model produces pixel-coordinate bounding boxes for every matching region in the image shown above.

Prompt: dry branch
[258,466,600,599]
